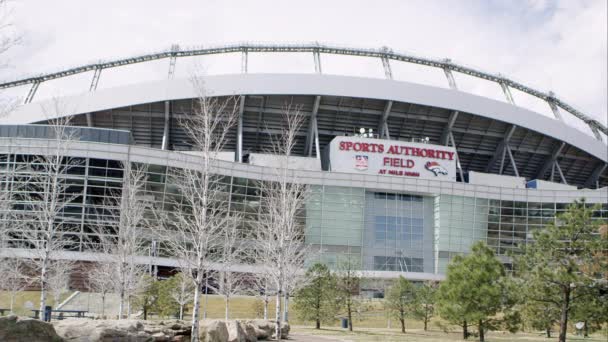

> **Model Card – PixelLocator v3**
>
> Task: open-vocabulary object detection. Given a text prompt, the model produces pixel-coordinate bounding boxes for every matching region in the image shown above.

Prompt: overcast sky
[2,0,607,134]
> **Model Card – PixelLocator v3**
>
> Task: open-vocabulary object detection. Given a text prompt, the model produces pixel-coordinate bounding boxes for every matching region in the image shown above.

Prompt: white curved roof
[4,73,607,163]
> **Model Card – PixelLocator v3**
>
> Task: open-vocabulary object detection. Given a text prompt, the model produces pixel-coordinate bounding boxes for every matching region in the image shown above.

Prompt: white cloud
[1,0,606,130]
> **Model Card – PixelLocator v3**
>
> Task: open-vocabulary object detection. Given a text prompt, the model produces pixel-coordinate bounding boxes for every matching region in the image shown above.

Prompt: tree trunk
[191,282,202,342]
[558,287,571,342]
[101,294,106,317]
[203,277,208,320]
[263,294,268,320]
[546,328,551,338]
[583,320,588,337]
[283,293,289,322]
[478,320,484,342]
[39,260,48,319]
[179,304,184,320]
[275,292,282,340]
[463,320,468,340]
[118,289,125,319]
[143,306,147,320]
[10,293,15,314]
[400,318,405,333]
[347,301,353,332]
[315,319,320,329]
[424,315,428,331]
[225,296,229,320]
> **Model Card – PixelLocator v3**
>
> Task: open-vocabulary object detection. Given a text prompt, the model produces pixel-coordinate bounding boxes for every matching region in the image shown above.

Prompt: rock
[226,320,247,342]
[0,315,64,342]
[53,319,191,342]
[241,322,257,342]
[199,320,228,342]
[244,320,273,340]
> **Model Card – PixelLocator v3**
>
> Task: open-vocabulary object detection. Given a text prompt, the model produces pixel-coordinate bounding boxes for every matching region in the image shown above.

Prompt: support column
[441,111,459,145]
[305,96,321,158]
[168,44,180,79]
[313,49,322,74]
[236,96,245,162]
[448,132,465,181]
[505,145,519,177]
[554,161,568,185]
[499,81,515,105]
[24,81,40,104]
[585,163,607,188]
[161,101,171,150]
[537,142,565,179]
[547,92,564,121]
[589,124,603,142]
[486,125,517,172]
[381,56,393,80]
[241,49,248,74]
[442,60,458,90]
[378,101,393,139]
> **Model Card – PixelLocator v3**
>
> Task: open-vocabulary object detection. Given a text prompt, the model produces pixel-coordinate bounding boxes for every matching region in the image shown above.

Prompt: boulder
[53,319,191,342]
[199,320,228,342]
[0,315,64,342]
[240,322,257,342]
[244,320,273,340]
[226,321,245,342]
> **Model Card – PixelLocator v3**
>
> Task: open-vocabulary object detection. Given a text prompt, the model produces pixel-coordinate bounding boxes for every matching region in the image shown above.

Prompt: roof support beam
[24,81,40,104]
[241,49,248,74]
[485,125,517,172]
[440,111,459,145]
[547,92,564,121]
[554,161,568,185]
[499,81,515,104]
[448,132,465,182]
[161,100,171,150]
[585,163,607,188]
[589,124,603,142]
[236,96,245,161]
[168,44,179,79]
[89,67,102,91]
[304,96,321,157]
[377,100,393,139]
[505,144,519,177]
[536,141,565,179]
[381,56,393,80]
[313,49,322,74]
[443,61,458,90]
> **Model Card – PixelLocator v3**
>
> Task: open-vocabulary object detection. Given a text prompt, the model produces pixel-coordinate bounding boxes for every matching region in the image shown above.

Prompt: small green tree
[293,263,338,329]
[570,285,608,337]
[163,272,194,319]
[335,257,361,332]
[132,275,160,320]
[412,281,438,331]
[437,242,511,342]
[514,200,607,342]
[384,276,416,333]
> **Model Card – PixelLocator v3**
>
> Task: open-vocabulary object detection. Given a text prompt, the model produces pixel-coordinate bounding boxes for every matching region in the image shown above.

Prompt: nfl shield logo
[354,155,368,171]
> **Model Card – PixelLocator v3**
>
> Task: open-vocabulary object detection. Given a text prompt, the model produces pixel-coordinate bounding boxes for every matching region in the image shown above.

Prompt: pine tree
[437,242,512,342]
[412,281,438,331]
[293,263,338,329]
[384,276,416,333]
[514,200,607,342]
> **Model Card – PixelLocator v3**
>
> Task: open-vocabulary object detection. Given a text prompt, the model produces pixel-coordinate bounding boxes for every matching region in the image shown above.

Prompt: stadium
[0,43,606,284]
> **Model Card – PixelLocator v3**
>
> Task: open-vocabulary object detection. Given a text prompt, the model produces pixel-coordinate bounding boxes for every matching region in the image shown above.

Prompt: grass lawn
[291,326,608,342]
[0,291,73,316]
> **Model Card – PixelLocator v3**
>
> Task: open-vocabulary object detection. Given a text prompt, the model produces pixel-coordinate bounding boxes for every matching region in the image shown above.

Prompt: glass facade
[1,151,607,276]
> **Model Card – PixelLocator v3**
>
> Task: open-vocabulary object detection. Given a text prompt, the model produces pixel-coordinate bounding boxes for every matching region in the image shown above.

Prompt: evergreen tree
[437,242,513,342]
[384,276,416,333]
[514,200,607,342]
[293,263,338,329]
[412,281,437,331]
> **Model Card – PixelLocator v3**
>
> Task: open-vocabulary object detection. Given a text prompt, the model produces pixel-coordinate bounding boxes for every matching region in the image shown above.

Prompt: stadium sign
[328,136,457,181]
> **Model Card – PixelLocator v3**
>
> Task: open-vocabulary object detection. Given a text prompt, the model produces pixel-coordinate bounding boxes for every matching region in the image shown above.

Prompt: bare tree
[46,259,74,307]
[155,75,239,341]
[87,261,115,317]
[16,112,81,317]
[0,257,30,313]
[255,105,311,340]
[169,272,195,320]
[91,162,151,319]
[210,217,246,320]
[250,272,275,320]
